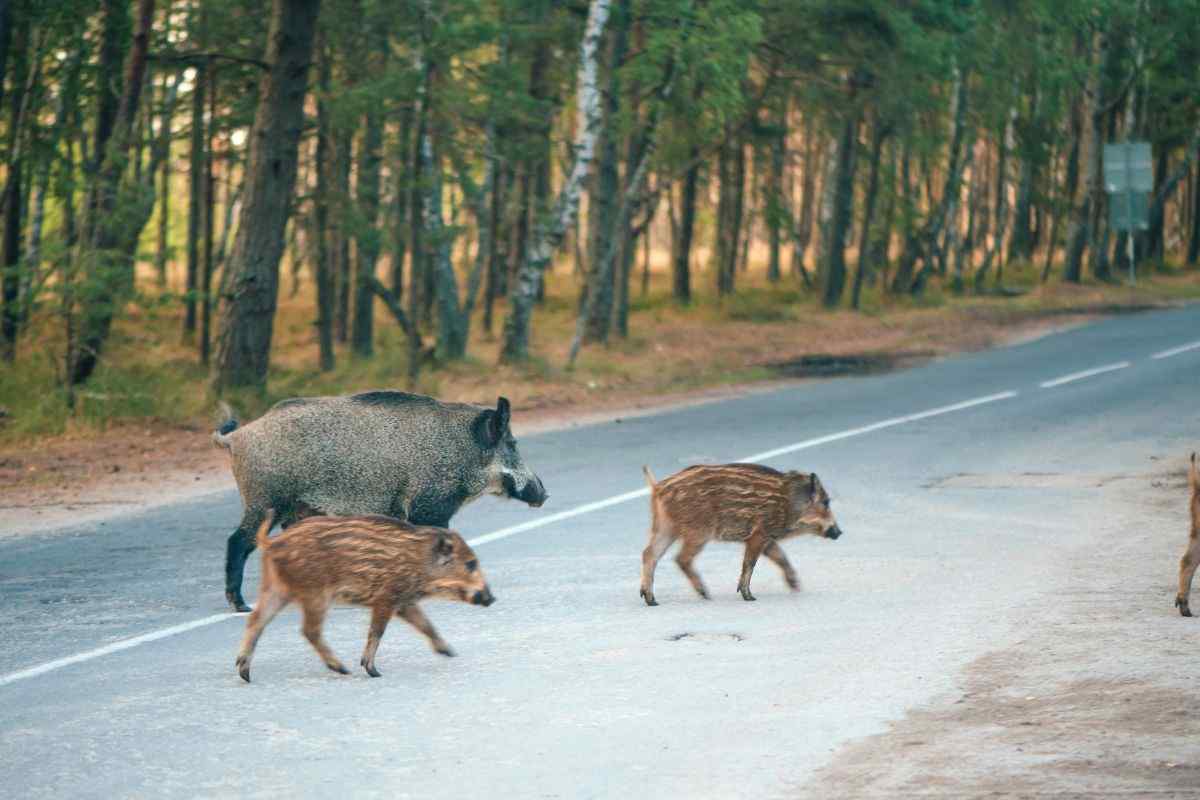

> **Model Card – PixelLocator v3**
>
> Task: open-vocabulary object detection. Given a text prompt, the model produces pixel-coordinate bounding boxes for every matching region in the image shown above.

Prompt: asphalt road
[2,306,1198,799]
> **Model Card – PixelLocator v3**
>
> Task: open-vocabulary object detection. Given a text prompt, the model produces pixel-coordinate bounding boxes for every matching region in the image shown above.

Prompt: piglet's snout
[472,586,496,607]
[825,524,844,541]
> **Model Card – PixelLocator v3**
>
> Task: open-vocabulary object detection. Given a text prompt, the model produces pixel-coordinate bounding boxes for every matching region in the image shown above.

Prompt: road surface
[2,306,1199,798]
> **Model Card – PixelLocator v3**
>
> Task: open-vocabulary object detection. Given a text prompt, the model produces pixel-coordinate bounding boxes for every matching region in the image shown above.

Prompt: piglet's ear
[810,473,820,492]
[433,534,454,565]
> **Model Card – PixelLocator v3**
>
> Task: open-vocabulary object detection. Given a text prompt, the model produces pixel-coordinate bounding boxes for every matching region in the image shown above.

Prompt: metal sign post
[1103,141,1152,285]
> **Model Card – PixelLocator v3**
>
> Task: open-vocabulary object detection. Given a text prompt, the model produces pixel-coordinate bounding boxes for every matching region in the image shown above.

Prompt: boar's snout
[517,475,547,507]
[825,524,844,540]
[472,586,496,606]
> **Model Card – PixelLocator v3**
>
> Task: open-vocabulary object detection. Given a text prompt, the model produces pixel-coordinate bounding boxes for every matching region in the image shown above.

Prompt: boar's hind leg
[763,541,801,592]
[360,604,392,677]
[300,601,350,675]
[737,530,770,602]
[674,539,711,601]
[225,510,266,613]
[640,527,676,607]
[399,605,455,657]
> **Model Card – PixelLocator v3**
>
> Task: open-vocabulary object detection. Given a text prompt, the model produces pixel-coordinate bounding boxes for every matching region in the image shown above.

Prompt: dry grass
[3,252,1200,451]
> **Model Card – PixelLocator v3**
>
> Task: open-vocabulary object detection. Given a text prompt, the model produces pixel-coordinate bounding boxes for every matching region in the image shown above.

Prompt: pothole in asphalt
[668,632,744,643]
[764,351,935,379]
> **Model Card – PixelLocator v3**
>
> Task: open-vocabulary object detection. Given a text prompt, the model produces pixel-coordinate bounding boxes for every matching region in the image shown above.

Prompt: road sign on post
[1103,141,1152,286]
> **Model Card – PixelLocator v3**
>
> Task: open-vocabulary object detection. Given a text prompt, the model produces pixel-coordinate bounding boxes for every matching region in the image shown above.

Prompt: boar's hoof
[1176,596,1193,617]
[226,592,251,614]
[640,589,658,607]
[236,657,251,683]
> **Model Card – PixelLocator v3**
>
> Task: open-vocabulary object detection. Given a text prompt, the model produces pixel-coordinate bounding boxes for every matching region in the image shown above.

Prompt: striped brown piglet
[639,463,843,606]
[235,512,494,682]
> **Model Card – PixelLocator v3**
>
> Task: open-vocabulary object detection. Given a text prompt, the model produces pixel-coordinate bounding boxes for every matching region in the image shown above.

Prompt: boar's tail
[212,402,239,449]
[642,465,657,490]
[255,509,275,550]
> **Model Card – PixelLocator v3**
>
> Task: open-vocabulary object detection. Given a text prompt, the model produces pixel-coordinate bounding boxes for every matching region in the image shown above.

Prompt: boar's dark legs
[639,527,676,607]
[225,510,267,612]
[360,605,393,677]
[737,529,769,601]
[300,601,350,675]
[762,541,801,592]
[674,539,710,600]
[398,604,455,657]
[235,588,290,682]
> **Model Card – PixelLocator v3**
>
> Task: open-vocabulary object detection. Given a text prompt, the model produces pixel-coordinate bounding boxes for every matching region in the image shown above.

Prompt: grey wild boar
[235,512,494,682]
[639,463,843,606]
[214,392,546,611]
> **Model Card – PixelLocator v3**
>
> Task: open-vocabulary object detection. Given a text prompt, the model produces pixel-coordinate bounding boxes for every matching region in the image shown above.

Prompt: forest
[2,0,1200,425]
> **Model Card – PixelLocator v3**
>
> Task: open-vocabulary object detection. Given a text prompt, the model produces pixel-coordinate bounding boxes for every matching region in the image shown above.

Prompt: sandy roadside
[792,458,1200,799]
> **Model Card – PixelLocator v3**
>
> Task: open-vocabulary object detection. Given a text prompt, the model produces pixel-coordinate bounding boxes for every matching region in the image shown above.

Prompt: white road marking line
[1039,361,1130,389]
[1151,340,1200,360]
[0,389,1019,688]
[0,612,234,688]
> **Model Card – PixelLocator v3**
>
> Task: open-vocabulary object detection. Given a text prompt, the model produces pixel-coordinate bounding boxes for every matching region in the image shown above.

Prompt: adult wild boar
[213,391,547,611]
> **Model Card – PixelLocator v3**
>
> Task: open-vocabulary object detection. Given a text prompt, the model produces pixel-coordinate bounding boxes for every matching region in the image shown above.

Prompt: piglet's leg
[737,529,769,601]
[235,588,290,682]
[399,605,455,657]
[674,539,710,600]
[300,601,350,675]
[762,541,801,592]
[1178,534,1200,617]
[360,604,392,677]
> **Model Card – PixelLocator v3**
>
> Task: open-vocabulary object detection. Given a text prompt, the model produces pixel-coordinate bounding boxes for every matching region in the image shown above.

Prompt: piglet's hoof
[640,589,658,607]
[362,662,382,678]
[739,588,756,602]
[1176,596,1193,617]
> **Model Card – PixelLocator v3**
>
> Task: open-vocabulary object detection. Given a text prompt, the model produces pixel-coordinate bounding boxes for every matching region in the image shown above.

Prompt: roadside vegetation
[3,0,1200,445]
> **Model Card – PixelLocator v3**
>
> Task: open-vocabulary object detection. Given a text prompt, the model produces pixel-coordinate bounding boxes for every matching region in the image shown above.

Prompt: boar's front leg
[762,541,801,592]
[398,605,455,657]
[360,604,393,677]
[737,528,769,602]
[225,510,266,613]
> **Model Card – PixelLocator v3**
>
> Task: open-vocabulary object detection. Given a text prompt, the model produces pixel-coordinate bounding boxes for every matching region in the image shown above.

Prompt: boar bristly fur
[639,463,844,606]
[236,512,494,682]
[1176,453,1200,617]
[214,391,546,611]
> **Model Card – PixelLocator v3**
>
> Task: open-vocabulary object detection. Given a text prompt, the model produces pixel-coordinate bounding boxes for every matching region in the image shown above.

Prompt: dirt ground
[793,464,1200,800]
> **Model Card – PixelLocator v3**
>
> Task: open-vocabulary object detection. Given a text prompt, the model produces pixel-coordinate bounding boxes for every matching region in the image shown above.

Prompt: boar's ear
[433,533,455,565]
[488,396,511,444]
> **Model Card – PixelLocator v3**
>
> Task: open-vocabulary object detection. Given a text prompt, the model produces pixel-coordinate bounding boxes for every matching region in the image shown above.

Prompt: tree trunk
[211,0,320,392]
[821,110,858,308]
[313,37,335,371]
[851,119,887,310]
[333,128,353,342]
[154,68,177,287]
[184,60,205,337]
[766,98,787,283]
[791,120,819,281]
[351,21,388,358]
[200,60,217,364]
[0,13,31,361]
[673,150,698,304]
[70,0,156,385]
[1063,30,1104,284]
[501,0,610,362]
[976,112,1013,290]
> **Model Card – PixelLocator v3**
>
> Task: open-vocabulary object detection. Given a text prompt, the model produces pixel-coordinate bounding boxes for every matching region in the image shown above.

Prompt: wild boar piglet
[639,463,843,606]
[235,512,494,682]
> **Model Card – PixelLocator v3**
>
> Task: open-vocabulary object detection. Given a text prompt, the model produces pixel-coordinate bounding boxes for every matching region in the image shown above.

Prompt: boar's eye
[466,559,478,573]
